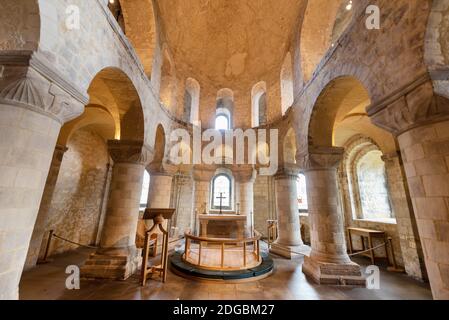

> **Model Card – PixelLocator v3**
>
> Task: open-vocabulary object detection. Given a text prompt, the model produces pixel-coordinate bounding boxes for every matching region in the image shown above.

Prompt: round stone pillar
[235,167,256,235]
[0,72,84,300]
[368,80,449,299]
[301,147,364,285]
[24,145,68,270]
[81,140,153,280]
[270,166,306,259]
[192,165,215,234]
[147,173,175,209]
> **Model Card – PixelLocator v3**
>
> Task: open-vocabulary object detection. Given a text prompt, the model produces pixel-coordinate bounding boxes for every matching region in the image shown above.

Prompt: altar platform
[169,231,273,282]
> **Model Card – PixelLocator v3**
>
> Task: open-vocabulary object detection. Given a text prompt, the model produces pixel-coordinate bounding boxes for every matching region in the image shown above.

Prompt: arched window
[216,89,234,129]
[356,150,392,219]
[251,82,267,127]
[215,114,230,131]
[184,78,200,124]
[140,170,151,209]
[211,174,232,210]
[297,174,308,213]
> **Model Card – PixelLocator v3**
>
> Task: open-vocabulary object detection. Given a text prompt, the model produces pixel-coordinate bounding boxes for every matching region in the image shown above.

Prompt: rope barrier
[259,237,388,258]
[52,233,98,249]
[348,242,387,257]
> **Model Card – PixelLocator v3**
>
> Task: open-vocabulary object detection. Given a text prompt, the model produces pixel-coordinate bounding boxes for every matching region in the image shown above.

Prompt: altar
[198,214,248,239]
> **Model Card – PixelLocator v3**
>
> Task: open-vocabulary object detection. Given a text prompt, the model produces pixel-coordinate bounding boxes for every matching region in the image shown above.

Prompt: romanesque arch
[251,81,267,128]
[88,67,145,141]
[184,78,201,124]
[152,124,167,167]
[308,76,371,149]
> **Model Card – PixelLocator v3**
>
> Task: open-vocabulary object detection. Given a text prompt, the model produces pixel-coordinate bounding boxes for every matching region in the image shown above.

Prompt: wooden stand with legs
[141,208,175,286]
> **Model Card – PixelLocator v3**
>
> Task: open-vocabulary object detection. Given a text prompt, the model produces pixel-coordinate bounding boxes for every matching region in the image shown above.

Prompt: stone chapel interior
[1,0,449,301]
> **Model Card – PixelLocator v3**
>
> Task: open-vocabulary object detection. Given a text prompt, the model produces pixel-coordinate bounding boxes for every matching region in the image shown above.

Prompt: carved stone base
[270,243,311,259]
[81,247,142,280]
[302,256,366,286]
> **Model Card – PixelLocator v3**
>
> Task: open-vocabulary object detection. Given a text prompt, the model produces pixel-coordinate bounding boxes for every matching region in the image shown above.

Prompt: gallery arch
[184,78,201,124]
[251,81,267,128]
[215,89,234,130]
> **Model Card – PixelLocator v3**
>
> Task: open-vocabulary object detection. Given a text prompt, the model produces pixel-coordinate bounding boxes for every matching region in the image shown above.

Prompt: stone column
[81,140,153,280]
[147,171,175,209]
[301,147,365,285]
[192,165,215,235]
[368,79,449,299]
[235,167,256,236]
[382,152,427,280]
[24,144,68,270]
[270,165,307,259]
[0,71,84,300]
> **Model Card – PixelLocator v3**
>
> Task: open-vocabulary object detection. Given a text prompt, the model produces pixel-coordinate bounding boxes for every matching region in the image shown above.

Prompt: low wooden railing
[183,232,262,271]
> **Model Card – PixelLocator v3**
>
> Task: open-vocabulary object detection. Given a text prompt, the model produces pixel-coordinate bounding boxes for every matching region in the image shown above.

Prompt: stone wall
[399,119,449,298]
[45,128,110,256]
[0,0,40,51]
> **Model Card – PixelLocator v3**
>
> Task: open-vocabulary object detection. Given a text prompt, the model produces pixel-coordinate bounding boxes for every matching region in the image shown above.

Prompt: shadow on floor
[19,248,432,300]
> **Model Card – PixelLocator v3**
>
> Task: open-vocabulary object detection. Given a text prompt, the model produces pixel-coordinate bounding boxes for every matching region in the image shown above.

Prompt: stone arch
[184,78,201,124]
[283,127,297,165]
[152,124,166,166]
[119,0,158,76]
[251,81,267,128]
[87,67,145,141]
[308,76,371,149]
[280,52,294,115]
[341,135,383,219]
[0,0,40,51]
[425,0,449,99]
[57,105,116,146]
[160,47,177,112]
[300,0,344,83]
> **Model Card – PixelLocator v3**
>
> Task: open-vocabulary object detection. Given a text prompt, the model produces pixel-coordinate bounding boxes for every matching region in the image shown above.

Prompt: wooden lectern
[141,208,175,286]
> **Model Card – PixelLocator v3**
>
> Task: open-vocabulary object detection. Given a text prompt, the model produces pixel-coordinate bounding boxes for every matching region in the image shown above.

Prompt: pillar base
[302,256,366,286]
[81,247,142,280]
[270,243,311,259]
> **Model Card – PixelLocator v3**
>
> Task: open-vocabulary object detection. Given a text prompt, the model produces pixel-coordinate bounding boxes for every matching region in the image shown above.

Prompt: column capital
[147,162,178,177]
[367,77,449,136]
[0,55,86,124]
[233,165,256,183]
[108,140,154,166]
[274,164,301,180]
[298,147,344,171]
[192,164,217,182]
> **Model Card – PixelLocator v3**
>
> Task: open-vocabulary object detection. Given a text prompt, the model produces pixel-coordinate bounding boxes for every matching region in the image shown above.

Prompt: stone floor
[19,248,432,300]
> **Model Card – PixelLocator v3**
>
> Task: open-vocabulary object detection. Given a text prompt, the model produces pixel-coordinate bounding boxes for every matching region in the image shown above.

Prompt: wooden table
[347,227,388,265]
